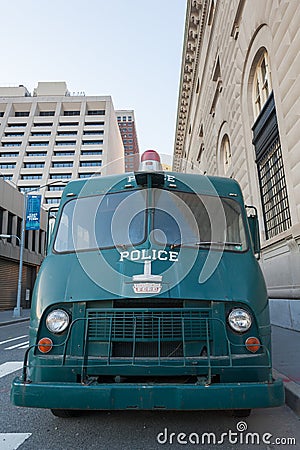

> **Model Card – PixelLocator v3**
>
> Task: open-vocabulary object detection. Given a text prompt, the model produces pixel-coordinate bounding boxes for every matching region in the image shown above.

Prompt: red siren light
[139,149,162,171]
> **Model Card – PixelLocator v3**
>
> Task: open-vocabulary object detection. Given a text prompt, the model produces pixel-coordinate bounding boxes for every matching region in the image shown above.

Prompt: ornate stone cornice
[173,0,208,171]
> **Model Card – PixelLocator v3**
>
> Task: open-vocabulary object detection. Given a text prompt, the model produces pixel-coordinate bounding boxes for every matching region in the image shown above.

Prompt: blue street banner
[25,195,42,230]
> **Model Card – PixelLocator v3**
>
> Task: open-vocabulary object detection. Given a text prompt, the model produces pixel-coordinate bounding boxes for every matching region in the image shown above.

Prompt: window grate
[252,92,291,240]
[257,137,291,239]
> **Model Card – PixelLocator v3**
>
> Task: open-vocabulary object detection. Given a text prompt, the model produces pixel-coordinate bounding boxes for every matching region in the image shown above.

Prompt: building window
[83,130,104,135]
[87,110,105,115]
[0,163,16,169]
[16,217,22,246]
[38,230,43,254]
[19,186,40,193]
[54,151,75,156]
[0,112,4,117]
[117,116,121,121]
[82,140,103,145]
[57,131,77,136]
[32,230,36,252]
[253,51,272,119]
[80,161,102,167]
[48,185,65,191]
[2,142,21,147]
[29,141,49,147]
[84,121,104,126]
[50,174,72,179]
[24,163,45,168]
[81,150,102,155]
[31,132,51,137]
[7,123,27,128]
[46,198,60,204]
[197,144,204,163]
[15,111,29,117]
[59,122,79,127]
[40,111,55,116]
[221,135,231,173]
[55,141,76,146]
[21,175,42,180]
[1,175,12,180]
[63,111,80,116]
[52,162,73,168]
[252,91,291,239]
[27,152,47,157]
[25,230,29,249]
[5,132,24,137]
[0,152,19,157]
[78,173,95,178]
[33,122,53,127]
[7,213,14,243]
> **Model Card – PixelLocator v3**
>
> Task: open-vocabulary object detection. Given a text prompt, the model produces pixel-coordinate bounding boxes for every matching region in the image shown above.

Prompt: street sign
[25,195,42,230]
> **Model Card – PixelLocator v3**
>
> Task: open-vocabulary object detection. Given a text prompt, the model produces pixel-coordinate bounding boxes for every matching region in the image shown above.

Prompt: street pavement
[0,308,299,418]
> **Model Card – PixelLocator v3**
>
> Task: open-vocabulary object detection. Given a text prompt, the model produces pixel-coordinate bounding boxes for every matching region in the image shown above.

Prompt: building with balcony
[0,82,125,206]
[173,0,300,330]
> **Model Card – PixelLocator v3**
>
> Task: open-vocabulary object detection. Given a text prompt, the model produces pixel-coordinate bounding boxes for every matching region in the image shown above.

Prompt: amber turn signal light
[38,337,53,353]
[245,337,261,353]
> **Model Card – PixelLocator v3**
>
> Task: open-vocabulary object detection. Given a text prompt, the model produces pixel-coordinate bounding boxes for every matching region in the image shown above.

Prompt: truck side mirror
[45,207,58,255]
[246,206,261,259]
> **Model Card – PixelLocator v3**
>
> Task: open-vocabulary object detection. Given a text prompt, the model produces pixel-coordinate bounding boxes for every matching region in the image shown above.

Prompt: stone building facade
[173,0,300,330]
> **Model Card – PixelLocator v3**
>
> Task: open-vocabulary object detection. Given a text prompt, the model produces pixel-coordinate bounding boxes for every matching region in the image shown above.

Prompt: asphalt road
[1,322,299,450]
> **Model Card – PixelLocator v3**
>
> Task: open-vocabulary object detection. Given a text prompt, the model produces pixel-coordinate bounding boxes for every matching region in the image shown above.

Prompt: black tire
[51,409,82,418]
[231,409,251,418]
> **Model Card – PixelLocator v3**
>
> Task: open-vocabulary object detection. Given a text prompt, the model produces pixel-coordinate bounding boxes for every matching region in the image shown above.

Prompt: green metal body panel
[11,172,284,411]
[12,378,284,410]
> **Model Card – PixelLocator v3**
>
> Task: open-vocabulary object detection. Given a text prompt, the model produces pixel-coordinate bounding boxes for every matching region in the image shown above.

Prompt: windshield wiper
[170,241,242,249]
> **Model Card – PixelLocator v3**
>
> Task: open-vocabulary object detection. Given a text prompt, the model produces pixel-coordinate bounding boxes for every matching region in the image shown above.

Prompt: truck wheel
[51,409,82,418]
[231,409,251,418]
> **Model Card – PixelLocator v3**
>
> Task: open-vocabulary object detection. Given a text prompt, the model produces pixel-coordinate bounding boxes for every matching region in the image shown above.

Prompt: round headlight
[228,308,252,333]
[46,309,69,334]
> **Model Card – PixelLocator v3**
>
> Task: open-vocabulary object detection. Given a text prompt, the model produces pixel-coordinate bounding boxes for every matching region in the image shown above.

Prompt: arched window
[221,135,231,173]
[252,51,272,119]
[251,50,291,239]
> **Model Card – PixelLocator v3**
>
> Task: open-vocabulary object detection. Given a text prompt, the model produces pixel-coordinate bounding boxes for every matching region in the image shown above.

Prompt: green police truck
[11,150,284,417]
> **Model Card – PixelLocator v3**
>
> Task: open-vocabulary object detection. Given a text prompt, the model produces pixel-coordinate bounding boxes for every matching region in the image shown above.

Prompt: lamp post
[0,176,67,317]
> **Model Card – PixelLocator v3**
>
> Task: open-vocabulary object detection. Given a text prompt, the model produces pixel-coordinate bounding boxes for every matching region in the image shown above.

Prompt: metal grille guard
[21,308,272,384]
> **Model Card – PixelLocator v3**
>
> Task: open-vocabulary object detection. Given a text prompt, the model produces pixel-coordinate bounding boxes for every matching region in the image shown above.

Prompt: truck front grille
[87,308,211,358]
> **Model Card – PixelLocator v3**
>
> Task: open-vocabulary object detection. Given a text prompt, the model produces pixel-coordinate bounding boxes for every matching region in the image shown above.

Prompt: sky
[0,0,187,165]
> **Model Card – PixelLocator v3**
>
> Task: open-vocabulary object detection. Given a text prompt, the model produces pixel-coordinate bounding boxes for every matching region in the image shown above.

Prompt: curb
[273,369,300,417]
[0,317,30,327]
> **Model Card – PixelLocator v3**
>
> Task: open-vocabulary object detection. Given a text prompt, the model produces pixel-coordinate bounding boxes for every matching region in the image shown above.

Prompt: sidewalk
[0,308,31,326]
[271,325,300,416]
[0,309,299,415]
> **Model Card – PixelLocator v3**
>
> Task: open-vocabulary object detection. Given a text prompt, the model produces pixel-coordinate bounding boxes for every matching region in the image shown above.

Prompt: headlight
[228,308,252,333]
[46,309,69,334]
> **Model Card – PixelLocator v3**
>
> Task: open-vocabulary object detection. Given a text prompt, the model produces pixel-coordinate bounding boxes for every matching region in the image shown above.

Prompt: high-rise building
[116,110,140,171]
[0,82,125,207]
[173,0,300,331]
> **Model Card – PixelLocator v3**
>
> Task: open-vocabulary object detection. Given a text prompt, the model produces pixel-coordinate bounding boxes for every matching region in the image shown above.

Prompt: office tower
[116,110,140,171]
[0,82,125,206]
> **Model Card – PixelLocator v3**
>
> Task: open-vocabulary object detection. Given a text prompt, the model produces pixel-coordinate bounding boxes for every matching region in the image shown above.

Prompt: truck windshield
[152,189,247,251]
[54,189,247,253]
[54,190,147,252]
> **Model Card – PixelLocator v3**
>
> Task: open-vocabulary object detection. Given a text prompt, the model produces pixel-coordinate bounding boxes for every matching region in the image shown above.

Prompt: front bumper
[11,377,284,410]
